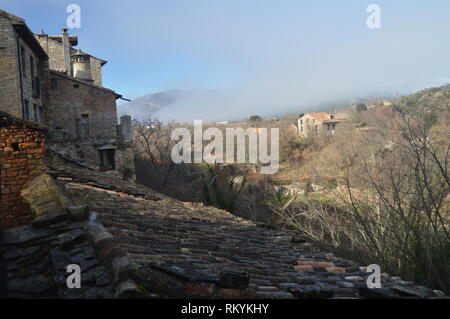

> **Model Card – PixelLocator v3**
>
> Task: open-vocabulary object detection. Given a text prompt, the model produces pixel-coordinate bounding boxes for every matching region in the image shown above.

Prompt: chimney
[35,30,49,55]
[119,115,132,142]
[72,50,93,82]
[62,28,72,75]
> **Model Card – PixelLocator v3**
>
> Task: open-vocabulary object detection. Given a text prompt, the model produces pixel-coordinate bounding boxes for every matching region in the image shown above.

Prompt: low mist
[106,1,450,122]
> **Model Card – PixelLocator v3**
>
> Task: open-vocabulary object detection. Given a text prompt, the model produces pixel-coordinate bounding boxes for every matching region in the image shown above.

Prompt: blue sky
[2,0,450,120]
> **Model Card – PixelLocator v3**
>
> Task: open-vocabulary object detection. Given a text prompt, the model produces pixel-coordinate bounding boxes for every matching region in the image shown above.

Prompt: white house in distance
[297,112,346,137]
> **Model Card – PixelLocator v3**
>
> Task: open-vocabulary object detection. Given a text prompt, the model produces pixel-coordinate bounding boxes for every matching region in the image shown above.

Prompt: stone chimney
[35,30,49,54]
[119,115,132,142]
[72,50,93,82]
[61,28,72,75]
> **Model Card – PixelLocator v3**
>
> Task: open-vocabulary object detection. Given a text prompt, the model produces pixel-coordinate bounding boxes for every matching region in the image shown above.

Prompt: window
[33,104,38,122]
[52,127,64,142]
[35,77,41,98]
[31,56,36,96]
[39,106,43,123]
[300,119,303,125]
[36,60,41,97]
[73,84,79,88]
[23,100,29,120]
[20,46,26,77]
[30,56,34,78]
[81,113,90,118]
[99,149,116,171]
[50,78,58,89]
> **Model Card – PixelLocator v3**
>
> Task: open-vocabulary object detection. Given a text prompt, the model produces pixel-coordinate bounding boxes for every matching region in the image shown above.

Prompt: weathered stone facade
[0,112,46,230]
[1,9,134,180]
[0,10,49,122]
[35,30,105,86]
[0,12,22,116]
[47,137,135,180]
[46,70,119,138]
[44,70,134,178]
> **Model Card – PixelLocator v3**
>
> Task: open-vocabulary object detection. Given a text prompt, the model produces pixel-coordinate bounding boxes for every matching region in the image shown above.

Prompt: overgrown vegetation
[272,107,450,293]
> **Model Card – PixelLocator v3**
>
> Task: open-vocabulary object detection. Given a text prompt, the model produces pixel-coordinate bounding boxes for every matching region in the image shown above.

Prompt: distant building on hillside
[297,112,347,137]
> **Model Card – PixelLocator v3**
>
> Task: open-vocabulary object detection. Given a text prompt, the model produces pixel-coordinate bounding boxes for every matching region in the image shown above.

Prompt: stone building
[35,29,106,86]
[36,28,134,178]
[0,10,49,123]
[45,67,134,176]
[0,111,46,230]
[0,9,135,180]
[297,112,343,137]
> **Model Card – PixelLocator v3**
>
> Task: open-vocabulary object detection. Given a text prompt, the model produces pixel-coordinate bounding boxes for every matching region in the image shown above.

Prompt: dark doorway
[99,149,116,171]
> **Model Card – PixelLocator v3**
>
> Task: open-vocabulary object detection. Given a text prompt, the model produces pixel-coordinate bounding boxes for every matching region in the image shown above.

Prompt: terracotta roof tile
[306,112,331,122]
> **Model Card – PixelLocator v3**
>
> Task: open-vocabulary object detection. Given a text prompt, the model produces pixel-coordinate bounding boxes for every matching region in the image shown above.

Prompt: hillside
[394,83,450,113]
[118,89,218,121]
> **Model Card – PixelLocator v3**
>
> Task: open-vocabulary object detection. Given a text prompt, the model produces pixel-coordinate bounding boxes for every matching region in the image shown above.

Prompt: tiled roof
[0,9,25,23]
[1,157,446,299]
[49,70,121,98]
[38,160,447,299]
[48,35,78,46]
[306,112,331,122]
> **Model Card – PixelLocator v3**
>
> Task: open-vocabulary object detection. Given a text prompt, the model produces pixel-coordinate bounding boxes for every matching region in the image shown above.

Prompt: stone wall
[45,72,135,179]
[36,35,68,74]
[35,33,104,87]
[47,71,118,138]
[46,140,135,181]
[115,143,136,181]
[16,37,46,122]
[89,56,103,86]
[0,12,49,123]
[0,117,46,229]
[0,14,22,117]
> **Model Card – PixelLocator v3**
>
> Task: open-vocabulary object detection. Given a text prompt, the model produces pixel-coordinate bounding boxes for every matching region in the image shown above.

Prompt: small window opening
[50,78,58,89]
[99,149,116,171]
[33,104,38,122]
[20,46,26,77]
[23,100,29,120]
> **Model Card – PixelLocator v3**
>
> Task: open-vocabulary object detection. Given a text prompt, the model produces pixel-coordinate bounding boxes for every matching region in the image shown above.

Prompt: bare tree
[271,109,450,292]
